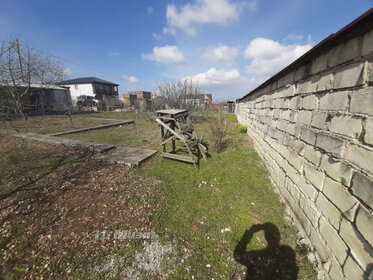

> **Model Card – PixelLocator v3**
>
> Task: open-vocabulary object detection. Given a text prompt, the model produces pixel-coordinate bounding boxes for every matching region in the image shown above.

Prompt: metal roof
[237,7,373,102]
[0,83,70,91]
[59,77,119,86]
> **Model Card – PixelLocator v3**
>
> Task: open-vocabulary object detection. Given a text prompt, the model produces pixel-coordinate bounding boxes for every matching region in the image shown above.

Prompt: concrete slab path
[50,119,134,136]
[1,130,156,167]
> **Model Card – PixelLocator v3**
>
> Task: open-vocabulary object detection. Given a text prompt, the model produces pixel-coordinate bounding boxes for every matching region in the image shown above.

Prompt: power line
[16,41,124,82]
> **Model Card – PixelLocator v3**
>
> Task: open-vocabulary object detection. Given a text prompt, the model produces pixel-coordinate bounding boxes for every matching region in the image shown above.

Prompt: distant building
[182,93,212,107]
[59,77,121,109]
[0,83,72,114]
[124,91,152,111]
[128,91,151,100]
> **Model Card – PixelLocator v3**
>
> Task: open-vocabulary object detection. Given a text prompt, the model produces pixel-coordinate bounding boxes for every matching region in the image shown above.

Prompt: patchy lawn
[0,111,317,279]
[64,112,160,149]
[0,115,115,135]
[140,113,317,279]
[0,136,163,279]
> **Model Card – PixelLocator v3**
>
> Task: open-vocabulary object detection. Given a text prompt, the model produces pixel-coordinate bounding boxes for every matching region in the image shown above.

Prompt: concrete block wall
[236,28,373,279]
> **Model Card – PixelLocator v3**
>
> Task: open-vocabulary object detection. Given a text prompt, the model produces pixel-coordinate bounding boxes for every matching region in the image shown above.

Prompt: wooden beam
[161,152,195,163]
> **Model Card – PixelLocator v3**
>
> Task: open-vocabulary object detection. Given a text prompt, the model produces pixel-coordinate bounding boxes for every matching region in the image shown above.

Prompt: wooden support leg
[161,126,166,152]
[171,123,176,153]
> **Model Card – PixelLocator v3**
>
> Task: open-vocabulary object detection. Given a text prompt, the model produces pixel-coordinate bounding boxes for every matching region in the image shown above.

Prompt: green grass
[137,113,316,279]
[0,115,113,134]
[63,112,160,149]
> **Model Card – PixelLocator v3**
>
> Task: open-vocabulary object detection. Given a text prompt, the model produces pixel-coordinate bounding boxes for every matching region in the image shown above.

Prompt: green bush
[237,124,247,134]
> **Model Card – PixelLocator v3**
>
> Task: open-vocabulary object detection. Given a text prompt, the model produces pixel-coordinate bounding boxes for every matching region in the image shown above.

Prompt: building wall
[65,83,94,101]
[236,29,373,279]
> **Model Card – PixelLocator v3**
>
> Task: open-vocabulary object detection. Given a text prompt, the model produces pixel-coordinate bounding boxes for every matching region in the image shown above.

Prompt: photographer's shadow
[234,223,298,280]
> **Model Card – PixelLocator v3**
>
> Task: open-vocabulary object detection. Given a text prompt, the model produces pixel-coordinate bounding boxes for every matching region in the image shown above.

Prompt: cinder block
[316,194,341,230]
[286,123,296,136]
[316,133,345,158]
[350,88,373,116]
[323,177,358,221]
[329,259,344,280]
[277,119,288,132]
[329,115,362,138]
[289,151,303,171]
[351,172,373,209]
[309,227,331,263]
[334,62,365,89]
[340,218,373,270]
[328,37,359,67]
[291,202,312,235]
[292,139,305,155]
[319,91,349,111]
[310,53,328,75]
[317,72,334,92]
[345,144,373,174]
[286,163,300,184]
[289,96,300,110]
[304,164,324,190]
[343,256,365,280]
[298,177,318,201]
[311,112,329,129]
[304,145,322,166]
[299,77,318,94]
[301,95,318,110]
[294,64,307,81]
[356,206,373,247]
[362,29,373,56]
[299,194,320,227]
[319,217,348,264]
[364,117,373,145]
[320,154,353,186]
[298,111,313,125]
[300,127,317,145]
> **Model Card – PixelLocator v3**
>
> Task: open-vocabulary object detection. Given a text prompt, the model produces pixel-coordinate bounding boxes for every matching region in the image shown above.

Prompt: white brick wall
[235,26,373,280]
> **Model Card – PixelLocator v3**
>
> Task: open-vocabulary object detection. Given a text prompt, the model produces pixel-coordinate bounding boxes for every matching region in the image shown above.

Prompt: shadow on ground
[234,223,298,280]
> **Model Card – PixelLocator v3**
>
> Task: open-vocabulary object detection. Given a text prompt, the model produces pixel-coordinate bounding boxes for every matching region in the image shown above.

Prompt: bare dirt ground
[0,136,165,279]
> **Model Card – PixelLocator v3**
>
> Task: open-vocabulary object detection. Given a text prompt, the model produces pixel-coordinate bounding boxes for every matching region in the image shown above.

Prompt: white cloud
[123,75,139,83]
[283,33,303,42]
[147,6,153,15]
[201,44,239,66]
[152,32,163,40]
[184,67,240,86]
[107,52,120,57]
[63,68,72,76]
[164,0,257,36]
[244,37,312,77]
[142,45,185,64]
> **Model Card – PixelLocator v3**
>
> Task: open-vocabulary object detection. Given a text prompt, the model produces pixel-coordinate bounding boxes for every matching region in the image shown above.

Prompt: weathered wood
[156,117,186,142]
[161,152,195,163]
[161,135,176,145]
[50,120,134,136]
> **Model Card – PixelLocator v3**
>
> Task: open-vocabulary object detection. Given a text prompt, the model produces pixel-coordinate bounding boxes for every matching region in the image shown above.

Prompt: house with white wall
[59,77,121,109]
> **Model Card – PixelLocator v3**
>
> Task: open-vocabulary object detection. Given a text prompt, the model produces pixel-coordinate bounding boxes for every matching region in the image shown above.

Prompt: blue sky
[0,0,372,101]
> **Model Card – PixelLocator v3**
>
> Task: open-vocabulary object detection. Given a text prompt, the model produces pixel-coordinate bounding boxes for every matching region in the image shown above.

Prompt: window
[74,84,78,90]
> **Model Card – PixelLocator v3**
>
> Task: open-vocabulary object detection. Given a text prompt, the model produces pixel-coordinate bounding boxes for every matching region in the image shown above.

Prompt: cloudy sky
[0,0,371,101]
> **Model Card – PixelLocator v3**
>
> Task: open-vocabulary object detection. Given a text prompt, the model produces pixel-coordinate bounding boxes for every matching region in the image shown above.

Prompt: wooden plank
[50,120,134,136]
[156,118,186,142]
[161,152,195,163]
[161,135,176,145]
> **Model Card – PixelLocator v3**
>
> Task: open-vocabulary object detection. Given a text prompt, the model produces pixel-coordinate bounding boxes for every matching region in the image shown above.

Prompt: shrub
[237,124,247,134]
[209,111,228,153]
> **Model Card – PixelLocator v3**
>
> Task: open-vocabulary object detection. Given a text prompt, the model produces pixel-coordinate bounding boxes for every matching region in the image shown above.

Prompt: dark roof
[238,8,373,102]
[59,77,119,86]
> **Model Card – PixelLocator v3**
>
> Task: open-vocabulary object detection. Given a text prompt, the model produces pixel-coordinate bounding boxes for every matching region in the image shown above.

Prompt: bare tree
[0,39,65,120]
[153,79,205,112]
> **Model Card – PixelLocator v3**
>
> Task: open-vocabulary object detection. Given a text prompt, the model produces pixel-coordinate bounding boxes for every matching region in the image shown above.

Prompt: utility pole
[15,38,24,81]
